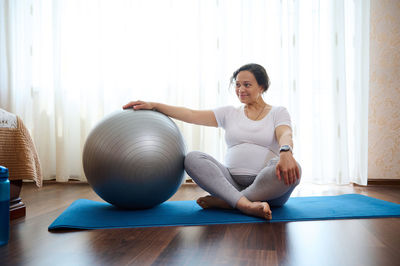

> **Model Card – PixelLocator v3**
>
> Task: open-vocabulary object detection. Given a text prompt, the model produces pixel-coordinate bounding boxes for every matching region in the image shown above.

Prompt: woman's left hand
[275,152,300,185]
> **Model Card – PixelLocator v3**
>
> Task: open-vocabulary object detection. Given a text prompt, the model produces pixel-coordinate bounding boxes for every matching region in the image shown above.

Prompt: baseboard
[368,179,400,186]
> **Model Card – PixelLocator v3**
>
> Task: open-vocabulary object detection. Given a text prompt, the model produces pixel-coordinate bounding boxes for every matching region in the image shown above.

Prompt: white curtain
[0,0,369,185]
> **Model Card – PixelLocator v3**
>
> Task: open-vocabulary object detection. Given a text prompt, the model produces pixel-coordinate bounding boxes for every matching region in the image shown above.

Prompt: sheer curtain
[0,0,369,185]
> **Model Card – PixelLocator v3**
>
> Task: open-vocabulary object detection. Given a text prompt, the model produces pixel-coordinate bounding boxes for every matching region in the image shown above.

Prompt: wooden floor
[1,181,400,266]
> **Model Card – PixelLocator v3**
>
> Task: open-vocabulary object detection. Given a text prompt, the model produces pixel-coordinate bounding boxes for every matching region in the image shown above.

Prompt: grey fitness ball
[82,110,186,209]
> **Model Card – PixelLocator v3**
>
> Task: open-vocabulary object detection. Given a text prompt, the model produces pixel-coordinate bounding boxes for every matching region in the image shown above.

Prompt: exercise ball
[82,110,186,209]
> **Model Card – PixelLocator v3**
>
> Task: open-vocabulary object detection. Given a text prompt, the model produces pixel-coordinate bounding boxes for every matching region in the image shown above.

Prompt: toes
[196,199,208,209]
[263,204,272,220]
[264,210,272,220]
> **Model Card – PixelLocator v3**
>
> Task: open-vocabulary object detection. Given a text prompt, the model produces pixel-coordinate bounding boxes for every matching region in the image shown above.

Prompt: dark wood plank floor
[1,181,400,266]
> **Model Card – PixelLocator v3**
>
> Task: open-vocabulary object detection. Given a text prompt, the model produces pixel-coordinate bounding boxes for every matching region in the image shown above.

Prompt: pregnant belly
[225,143,277,175]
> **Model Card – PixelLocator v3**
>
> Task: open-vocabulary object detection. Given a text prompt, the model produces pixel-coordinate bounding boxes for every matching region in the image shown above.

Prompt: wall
[369,0,400,179]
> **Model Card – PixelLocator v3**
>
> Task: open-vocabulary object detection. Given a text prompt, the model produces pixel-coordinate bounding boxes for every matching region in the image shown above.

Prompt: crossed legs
[184,151,301,220]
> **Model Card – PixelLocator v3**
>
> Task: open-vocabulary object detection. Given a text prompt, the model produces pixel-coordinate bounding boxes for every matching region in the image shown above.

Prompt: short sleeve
[213,106,235,128]
[274,106,292,128]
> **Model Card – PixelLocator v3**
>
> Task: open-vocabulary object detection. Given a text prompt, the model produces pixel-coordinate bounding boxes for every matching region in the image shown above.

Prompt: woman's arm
[275,125,300,185]
[123,101,218,127]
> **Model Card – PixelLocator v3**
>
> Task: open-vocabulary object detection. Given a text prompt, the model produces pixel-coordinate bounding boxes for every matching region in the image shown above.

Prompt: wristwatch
[279,145,293,153]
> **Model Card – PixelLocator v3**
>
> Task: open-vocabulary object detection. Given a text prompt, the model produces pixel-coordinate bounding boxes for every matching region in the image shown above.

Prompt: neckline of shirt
[240,105,274,122]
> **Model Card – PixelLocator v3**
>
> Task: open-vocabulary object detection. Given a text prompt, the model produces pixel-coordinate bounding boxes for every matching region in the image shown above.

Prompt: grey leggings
[184,151,301,208]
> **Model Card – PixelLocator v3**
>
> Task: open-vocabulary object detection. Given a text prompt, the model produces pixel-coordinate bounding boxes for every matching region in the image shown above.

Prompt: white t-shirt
[213,105,291,175]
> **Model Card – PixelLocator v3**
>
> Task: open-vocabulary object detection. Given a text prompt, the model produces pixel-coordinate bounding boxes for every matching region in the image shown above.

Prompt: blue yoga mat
[48,194,400,230]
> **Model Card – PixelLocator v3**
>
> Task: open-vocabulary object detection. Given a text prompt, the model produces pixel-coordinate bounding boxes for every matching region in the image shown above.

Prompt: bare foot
[196,195,233,210]
[236,197,272,220]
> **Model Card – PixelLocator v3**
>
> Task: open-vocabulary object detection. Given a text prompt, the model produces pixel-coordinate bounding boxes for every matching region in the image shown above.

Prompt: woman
[123,63,301,220]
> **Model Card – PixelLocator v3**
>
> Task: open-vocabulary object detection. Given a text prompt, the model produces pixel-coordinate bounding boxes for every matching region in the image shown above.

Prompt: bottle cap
[0,166,9,178]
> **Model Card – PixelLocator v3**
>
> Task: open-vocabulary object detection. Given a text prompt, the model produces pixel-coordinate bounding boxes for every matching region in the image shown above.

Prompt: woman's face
[235,71,264,104]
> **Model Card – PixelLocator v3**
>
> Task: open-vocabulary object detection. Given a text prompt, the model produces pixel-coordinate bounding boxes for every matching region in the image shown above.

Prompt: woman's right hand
[122,100,155,110]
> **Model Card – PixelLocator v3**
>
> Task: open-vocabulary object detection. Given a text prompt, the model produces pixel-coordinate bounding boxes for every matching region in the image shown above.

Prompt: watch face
[280,145,290,151]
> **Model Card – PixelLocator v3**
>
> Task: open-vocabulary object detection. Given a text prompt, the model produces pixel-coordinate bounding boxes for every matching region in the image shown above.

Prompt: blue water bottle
[0,166,10,246]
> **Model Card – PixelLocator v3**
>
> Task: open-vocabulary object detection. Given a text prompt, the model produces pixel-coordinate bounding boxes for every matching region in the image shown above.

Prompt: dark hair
[230,63,270,93]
